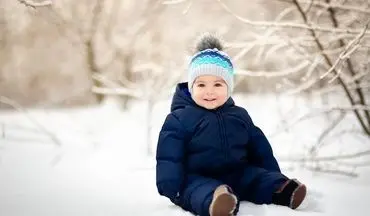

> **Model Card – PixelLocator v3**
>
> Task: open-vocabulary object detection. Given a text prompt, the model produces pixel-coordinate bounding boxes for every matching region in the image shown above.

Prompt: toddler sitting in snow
[155,34,307,216]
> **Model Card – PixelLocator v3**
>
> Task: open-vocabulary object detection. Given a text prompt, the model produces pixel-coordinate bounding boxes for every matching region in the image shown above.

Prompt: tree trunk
[86,40,104,103]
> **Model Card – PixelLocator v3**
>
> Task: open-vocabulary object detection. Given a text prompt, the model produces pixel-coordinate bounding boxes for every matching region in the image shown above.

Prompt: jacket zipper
[216,110,228,160]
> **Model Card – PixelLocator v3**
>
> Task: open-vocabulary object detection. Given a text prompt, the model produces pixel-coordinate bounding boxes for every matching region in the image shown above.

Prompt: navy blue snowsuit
[156,82,288,216]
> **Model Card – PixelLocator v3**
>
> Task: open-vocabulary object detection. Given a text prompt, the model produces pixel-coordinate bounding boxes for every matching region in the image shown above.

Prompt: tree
[214,0,370,135]
[166,0,370,176]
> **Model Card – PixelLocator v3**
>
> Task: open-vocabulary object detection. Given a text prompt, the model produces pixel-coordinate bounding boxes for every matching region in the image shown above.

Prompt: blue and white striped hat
[188,35,234,98]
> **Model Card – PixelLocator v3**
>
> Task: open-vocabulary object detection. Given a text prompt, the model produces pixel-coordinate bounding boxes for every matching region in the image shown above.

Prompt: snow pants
[177,166,288,216]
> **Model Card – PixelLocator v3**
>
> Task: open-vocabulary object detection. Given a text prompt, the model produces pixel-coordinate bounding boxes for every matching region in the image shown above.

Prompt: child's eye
[197,83,205,87]
[215,83,223,87]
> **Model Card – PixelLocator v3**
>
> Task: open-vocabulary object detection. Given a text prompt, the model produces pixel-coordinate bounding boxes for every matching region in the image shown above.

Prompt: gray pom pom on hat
[188,34,234,98]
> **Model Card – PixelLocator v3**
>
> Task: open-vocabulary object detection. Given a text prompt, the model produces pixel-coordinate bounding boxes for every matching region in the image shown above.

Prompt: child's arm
[156,113,186,204]
[243,111,281,172]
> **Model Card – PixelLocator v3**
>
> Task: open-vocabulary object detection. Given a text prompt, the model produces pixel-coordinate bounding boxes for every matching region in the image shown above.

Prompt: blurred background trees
[0,0,369,176]
[1,0,369,152]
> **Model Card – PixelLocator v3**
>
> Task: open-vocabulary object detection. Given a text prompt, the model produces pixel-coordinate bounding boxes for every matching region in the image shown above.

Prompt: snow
[1,94,370,216]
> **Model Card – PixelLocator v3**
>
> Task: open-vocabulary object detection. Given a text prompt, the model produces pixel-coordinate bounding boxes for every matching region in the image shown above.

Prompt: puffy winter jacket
[156,82,280,202]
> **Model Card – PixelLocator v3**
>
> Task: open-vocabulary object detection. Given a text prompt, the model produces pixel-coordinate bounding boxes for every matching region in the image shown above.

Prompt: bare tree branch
[292,0,370,135]
[277,0,370,15]
[335,160,370,168]
[309,111,346,155]
[182,0,193,14]
[92,86,143,98]
[18,0,52,8]
[270,105,370,137]
[283,75,321,94]
[320,23,368,81]
[313,82,370,95]
[0,96,61,146]
[280,149,370,162]
[162,0,187,4]
[304,165,358,177]
[215,0,370,36]
[325,0,370,129]
[91,73,142,98]
[235,60,310,77]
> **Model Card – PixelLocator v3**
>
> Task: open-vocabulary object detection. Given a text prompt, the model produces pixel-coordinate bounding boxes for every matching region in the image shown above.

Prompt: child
[156,34,307,216]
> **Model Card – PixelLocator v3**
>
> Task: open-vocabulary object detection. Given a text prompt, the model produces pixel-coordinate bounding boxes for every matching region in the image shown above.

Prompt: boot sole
[210,193,236,216]
[290,183,307,209]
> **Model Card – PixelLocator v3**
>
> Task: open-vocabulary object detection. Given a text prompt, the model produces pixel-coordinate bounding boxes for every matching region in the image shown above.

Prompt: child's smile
[191,75,228,110]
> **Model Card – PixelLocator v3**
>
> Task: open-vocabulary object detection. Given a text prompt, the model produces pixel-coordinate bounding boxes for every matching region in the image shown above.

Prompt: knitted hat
[188,34,234,98]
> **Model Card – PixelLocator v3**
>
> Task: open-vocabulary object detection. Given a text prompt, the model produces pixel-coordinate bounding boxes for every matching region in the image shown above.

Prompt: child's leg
[236,166,288,204]
[237,167,306,209]
[272,178,307,209]
[179,175,236,216]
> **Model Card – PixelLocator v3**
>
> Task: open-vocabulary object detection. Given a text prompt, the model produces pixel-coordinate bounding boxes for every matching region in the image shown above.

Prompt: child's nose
[205,88,215,95]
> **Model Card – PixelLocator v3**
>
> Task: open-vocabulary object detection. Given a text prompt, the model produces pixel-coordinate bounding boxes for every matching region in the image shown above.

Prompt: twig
[309,111,346,155]
[324,0,370,130]
[283,75,320,95]
[270,105,370,137]
[280,149,370,162]
[18,0,52,8]
[1,123,4,139]
[235,60,310,77]
[0,96,61,146]
[305,165,358,177]
[303,0,314,13]
[346,70,369,84]
[320,23,369,81]
[92,73,122,89]
[300,55,323,82]
[162,0,187,5]
[313,82,370,95]
[182,0,193,14]
[215,0,370,35]
[277,0,370,15]
[292,0,370,135]
[282,160,359,177]
[91,86,142,98]
[335,160,370,168]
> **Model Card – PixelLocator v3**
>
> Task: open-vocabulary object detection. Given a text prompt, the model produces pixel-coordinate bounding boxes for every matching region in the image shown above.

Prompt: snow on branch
[281,21,368,95]
[91,62,181,101]
[162,0,193,14]
[281,149,370,162]
[235,60,310,77]
[270,105,370,137]
[92,86,143,98]
[162,0,187,5]
[0,96,61,146]
[320,22,369,82]
[18,0,52,8]
[314,82,370,95]
[279,149,370,177]
[215,0,370,36]
[310,112,346,155]
[303,165,358,177]
[91,73,143,98]
[298,104,370,117]
[277,0,370,15]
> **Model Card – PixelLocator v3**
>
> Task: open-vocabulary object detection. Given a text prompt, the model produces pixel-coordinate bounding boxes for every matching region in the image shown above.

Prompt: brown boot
[290,180,307,209]
[209,185,238,216]
[273,179,307,209]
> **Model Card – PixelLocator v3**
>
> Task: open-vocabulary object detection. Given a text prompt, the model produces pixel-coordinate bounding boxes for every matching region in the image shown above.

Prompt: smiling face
[191,75,228,110]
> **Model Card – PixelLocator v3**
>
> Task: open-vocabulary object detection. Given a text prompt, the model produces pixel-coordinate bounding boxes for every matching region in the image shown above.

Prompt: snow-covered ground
[1,94,370,216]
